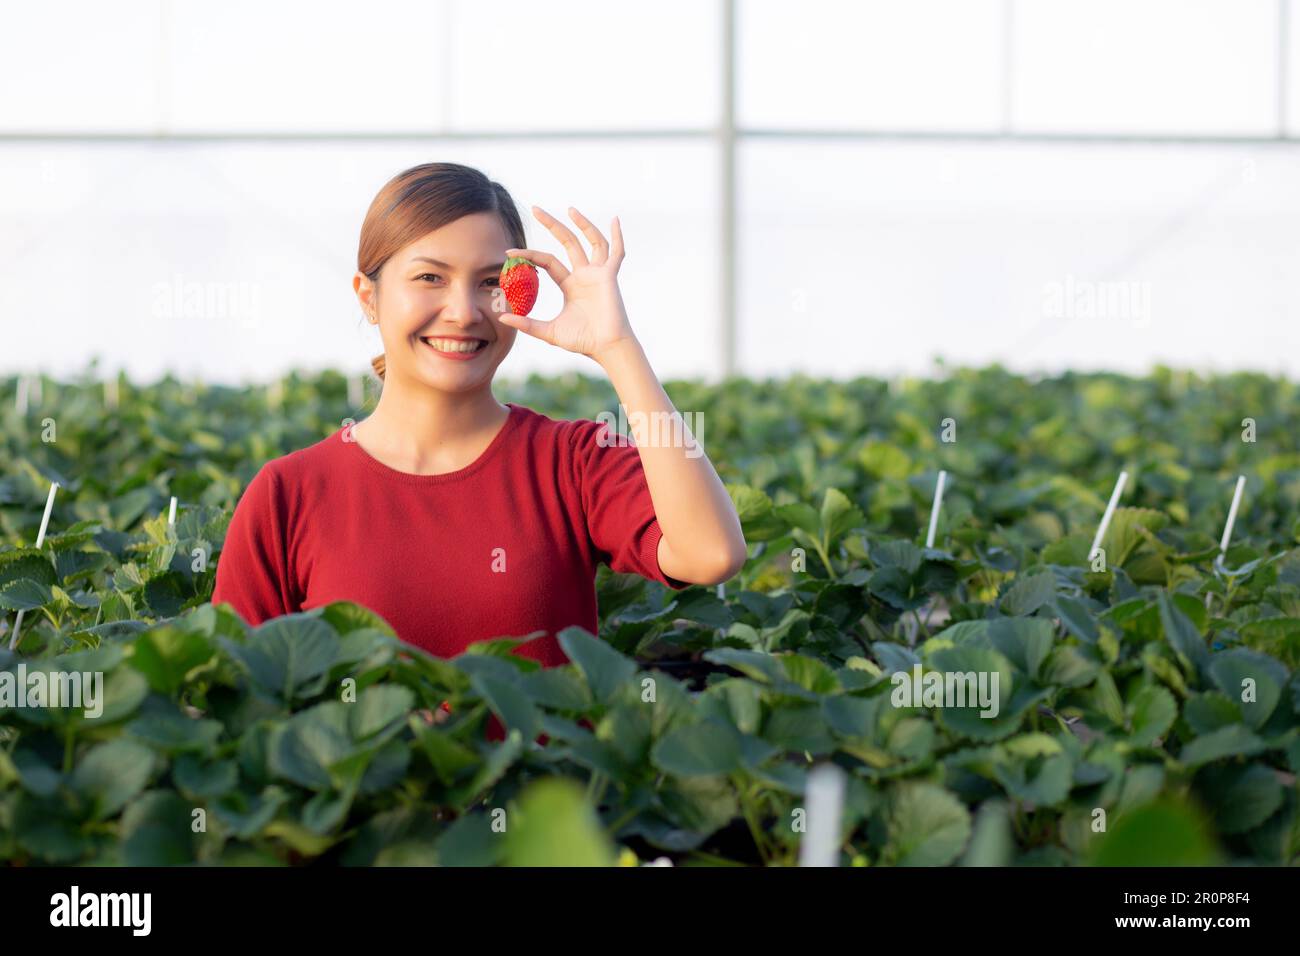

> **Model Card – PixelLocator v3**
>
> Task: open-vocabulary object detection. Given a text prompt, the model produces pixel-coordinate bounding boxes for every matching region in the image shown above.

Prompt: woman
[212,162,746,696]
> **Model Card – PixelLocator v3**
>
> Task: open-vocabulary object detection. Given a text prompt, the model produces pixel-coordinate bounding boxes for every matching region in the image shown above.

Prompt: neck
[360,375,509,455]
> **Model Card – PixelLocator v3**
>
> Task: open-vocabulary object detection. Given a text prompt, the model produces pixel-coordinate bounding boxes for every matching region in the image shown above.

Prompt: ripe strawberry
[500,256,538,317]
[439,699,452,713]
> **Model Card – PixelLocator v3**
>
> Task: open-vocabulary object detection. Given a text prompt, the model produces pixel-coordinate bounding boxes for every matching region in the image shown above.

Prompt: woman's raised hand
[497,205,638,365]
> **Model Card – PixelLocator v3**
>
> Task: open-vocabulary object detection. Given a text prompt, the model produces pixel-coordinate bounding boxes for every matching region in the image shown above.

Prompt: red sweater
[212,401,689,739]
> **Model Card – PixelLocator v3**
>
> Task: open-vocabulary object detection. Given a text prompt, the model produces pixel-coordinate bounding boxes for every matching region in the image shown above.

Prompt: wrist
[592,336,645,372]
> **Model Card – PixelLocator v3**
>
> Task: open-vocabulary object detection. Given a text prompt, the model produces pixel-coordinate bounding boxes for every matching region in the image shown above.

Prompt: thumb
[499,311,552,343]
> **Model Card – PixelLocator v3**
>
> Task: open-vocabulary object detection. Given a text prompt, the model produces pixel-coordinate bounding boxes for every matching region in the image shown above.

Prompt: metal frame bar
[720,0,737,379]
[3,130,1296,144]
[1281,0,1292,137]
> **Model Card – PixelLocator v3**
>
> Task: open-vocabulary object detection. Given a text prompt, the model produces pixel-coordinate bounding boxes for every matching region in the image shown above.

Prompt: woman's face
[356,211,518,393]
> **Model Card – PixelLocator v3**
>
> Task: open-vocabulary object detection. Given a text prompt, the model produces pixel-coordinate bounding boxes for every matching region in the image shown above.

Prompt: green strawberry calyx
[501,256,536,275]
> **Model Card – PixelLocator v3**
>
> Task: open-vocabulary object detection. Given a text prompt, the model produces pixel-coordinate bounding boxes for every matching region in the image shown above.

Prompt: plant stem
[605,805,641,836]
[912,607,931,642]
[736,781,772,865]
[814,538,838,582]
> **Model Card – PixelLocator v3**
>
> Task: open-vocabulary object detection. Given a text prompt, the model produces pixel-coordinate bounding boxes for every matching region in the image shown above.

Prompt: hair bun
[371,353,386,380]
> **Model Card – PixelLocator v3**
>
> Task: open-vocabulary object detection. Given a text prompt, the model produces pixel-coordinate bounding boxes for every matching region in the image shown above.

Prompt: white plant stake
[15,375,28,415]
[105,376,119,411]
[168,496,178,525]
[1207,475,1247,608]
[925,470,948,549]
[1218,475,1246,555]
[348,374,364,409]
[799,762,846,867]
[8,482,59,651]
[1089,471,1128,563]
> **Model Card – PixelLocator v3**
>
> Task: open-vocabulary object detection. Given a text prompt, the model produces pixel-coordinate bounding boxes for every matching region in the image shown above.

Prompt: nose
[440,279,482,324]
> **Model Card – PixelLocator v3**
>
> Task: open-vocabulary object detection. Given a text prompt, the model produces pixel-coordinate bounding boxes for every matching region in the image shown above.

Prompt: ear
[354,271,377,322]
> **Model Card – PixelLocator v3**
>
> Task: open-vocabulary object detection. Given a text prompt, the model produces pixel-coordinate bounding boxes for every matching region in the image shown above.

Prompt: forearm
[595,338,746,583]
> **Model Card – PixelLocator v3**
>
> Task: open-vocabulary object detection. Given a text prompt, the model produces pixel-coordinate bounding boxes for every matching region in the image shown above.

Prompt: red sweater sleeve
[212,463,298,625]
[572,419,690,591]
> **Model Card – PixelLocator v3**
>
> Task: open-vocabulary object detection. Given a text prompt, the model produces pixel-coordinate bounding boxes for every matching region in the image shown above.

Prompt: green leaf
[1039,646,1100,688]
[1088,799,1219,865]
[702,679,763,735]
[651,719,742,776]
[763,703,837,753]
[774,502,820,537]
[348,685,415,741]
[1195,763,1284,835]
[1127,685,1177,747]
[728,485,786,542]
[269,702,356,791]
[960,799,1012,867]
[143,571,190,619]
[1183,692,1243,735]
[223,614,341,704]
[302,787,356,835]
[120,791,198,865]
[1157,591,1209,682]
[435,811,506,867]
[173,755,239,799]
[1178,724,1266,769]
[993,753,1074,807]
[1090,669,1126,728]
[71,739,155,820]
[988,617,1055,679]
[1207,649,1287,730]
[503,777,616,867]
[0,549,57,589]
[820,487,865,545]
[885,783,972,866]
[446,730,524,809]
[0,578,53,611]
[1053,596,1100,644]
[129,625,216,695]
[126,711,223,755]
[872,539,923,574]
[413,723,479,786]
[470,673,539,743]
[558,627,636,704]
[999,570,1056,617]
[12,793,88,862]
[926,646,1019,742]
[1103,508,1170,567]
[312,600,398,637]
[859,442,911,480]
[519,667,593,711]
[213,786,290,839]
[780,654,841,695]
[93,668,151,724]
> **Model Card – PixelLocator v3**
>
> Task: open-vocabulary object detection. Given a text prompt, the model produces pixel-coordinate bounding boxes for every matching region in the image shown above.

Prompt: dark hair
[357,162,527,379]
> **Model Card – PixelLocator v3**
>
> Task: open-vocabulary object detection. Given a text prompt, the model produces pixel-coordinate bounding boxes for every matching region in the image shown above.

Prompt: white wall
[0,0,1295,383]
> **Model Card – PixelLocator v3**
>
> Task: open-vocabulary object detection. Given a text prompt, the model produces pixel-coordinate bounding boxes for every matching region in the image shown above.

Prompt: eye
[483,276,500,288]
[416,273,442,283]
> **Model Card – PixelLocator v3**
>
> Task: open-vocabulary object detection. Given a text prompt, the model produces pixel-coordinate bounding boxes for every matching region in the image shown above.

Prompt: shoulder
[242,427,350,498]
[507,402,624,460]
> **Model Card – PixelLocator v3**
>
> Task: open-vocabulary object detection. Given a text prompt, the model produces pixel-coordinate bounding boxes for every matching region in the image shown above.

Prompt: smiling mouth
[420,336,489,354]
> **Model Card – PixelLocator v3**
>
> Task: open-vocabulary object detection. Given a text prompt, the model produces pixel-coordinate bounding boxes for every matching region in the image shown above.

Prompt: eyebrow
[409,256,504,273]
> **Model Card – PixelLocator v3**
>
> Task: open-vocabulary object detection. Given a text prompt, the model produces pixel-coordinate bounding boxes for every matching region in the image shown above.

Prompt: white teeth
[423,338,485,353]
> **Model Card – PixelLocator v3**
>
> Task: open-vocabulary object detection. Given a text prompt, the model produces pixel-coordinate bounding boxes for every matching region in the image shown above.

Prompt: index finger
[504,247,570,292]
[531,205,590,269]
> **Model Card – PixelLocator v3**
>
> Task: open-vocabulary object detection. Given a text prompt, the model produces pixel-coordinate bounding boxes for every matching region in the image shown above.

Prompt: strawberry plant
[2,366,1298,865]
